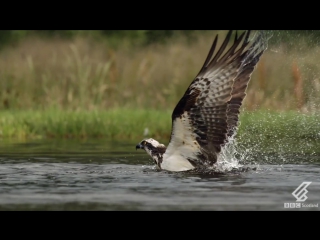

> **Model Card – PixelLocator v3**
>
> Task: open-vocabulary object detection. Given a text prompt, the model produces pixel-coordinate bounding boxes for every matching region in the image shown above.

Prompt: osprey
[136,30,268,172]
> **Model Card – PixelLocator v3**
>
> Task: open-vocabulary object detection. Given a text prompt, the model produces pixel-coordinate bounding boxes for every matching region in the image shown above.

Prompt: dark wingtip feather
[210,30,233,64]
[234,31,238,42]
[244,30,251,43]
[197,34,218,75]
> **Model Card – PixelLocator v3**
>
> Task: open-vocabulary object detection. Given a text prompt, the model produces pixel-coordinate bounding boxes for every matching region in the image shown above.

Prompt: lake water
[0,139,319,210]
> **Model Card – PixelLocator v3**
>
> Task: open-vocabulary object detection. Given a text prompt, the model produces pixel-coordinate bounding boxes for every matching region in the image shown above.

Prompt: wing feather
[165,30,268,168]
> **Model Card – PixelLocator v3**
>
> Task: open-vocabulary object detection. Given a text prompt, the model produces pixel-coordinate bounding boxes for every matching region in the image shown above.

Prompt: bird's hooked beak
[136,143,143,150]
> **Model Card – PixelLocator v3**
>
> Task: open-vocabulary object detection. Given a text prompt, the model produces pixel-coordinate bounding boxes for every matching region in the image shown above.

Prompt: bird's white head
[136,138,166,168]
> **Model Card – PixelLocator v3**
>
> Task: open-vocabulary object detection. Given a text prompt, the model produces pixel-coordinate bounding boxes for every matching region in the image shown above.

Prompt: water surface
[0,139,319,210]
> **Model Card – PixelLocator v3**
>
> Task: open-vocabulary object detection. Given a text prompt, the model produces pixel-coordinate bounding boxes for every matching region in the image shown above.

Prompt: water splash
[213,109,320,174]
[216,129,245,172]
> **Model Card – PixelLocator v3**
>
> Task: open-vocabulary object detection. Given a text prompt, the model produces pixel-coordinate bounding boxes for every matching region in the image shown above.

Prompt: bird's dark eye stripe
[143,142,155,149]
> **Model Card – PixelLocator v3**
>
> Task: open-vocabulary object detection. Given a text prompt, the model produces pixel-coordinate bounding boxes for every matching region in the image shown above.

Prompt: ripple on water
[0,140,320,210]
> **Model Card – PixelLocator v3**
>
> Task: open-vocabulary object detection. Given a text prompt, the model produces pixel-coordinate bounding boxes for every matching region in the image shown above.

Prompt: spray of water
[213,109,320,175]
[216,129,243,172]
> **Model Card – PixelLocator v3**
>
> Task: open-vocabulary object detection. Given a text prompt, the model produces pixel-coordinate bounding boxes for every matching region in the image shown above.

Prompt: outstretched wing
[164,30,268,168]
[226,31,269,138]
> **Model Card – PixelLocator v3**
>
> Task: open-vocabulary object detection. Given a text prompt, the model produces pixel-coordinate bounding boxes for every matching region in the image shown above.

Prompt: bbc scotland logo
[284,182,318,209]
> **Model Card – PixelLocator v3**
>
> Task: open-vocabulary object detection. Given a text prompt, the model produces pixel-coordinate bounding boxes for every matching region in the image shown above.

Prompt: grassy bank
[237,111,320,154]
[0,109,171,140]
[1,109,319,153]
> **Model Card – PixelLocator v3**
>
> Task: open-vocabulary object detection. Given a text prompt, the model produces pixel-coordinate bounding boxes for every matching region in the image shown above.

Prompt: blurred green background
[0,30,319,140]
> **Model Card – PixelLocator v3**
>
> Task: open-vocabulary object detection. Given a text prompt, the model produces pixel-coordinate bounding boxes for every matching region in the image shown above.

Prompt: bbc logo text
[284,203,318,208]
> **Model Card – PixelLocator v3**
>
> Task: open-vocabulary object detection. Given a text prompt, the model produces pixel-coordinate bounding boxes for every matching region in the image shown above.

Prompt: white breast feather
[162,112,199,171]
